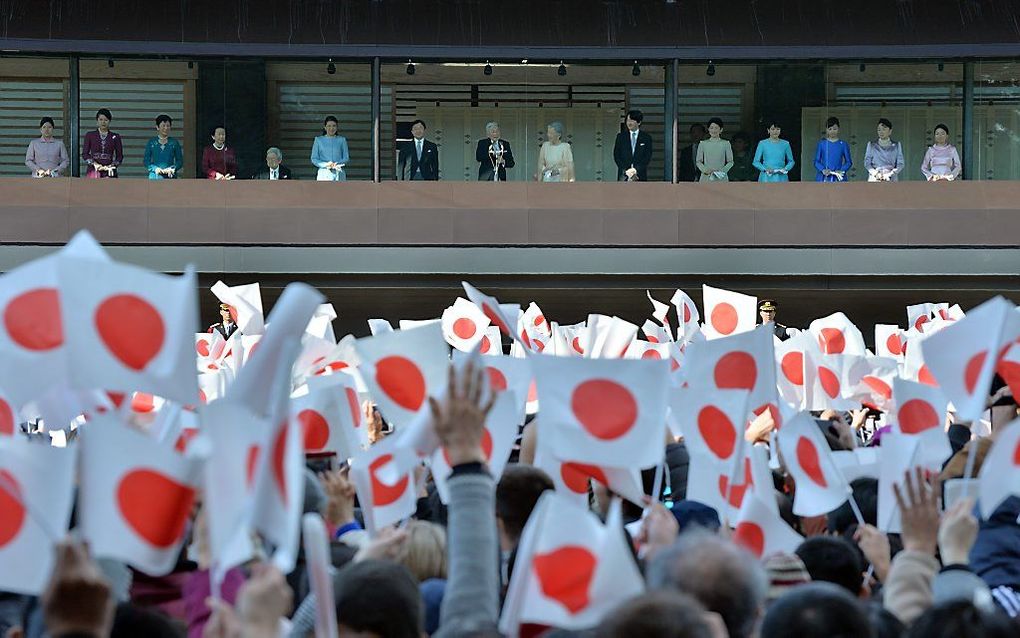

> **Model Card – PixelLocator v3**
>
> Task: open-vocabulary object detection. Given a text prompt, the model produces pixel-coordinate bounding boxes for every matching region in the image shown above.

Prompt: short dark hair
[760,582,873,638]
[827,478,878,535]
[826,116,841,128]
[334,560,422,638]
[410,119,427,129]
[324,115,339,126]
[39,117,55,128]
[707,117,724,129]
[155,114,172,126]
[110,603,181,638]
[600,591,713,638]
[209,125,226,137]
[627,109,644,124]
[795,536,864,596]
[96,108,112,121]
[934,123,950,136]
[878,118,893,129]
[868,602,905,638]
[906,600,1016,638]
[766,120,782,129]
[496,465,553,542]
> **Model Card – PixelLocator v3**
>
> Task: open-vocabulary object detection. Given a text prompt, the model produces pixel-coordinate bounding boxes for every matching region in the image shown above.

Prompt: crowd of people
[24,109,963,184]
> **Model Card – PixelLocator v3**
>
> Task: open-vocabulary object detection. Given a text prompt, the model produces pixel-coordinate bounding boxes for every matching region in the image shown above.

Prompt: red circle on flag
[918,365,937,387]
[697,405,737,460]
[683,303,692,324]
[369,453,409,506]
[375,356,427,412]
[733,521,765,558]
[345,387,362,427]
[572,337,584,355]
[560,463,608,493]
[3,288,63,351]
[298,409,330,451]
[0,470,25,547]
[196,339,210,357]
[245,445,260,488]
[862,376,892,400]
[272,423,289,504]
[570,379,638,440]
[534,314,545,327]
[116,469,196,548]
[480,335,491,354]
[533,546,596,614]
[527,380,538,403]
[818,366,841,399]
[0,398,14,436]
[486,367,508,392]
[780,351,804,386]
[886,333,904,356]
[452,318,476,340]
[964,351,989,395]
[795,436,828,488]
[174,428,199,454]
[818,328,846,355]
[714,351,757,390]
[710,302,739,335]
[898,399,940,434]
[95,294,165,371]
[131,392,156,414]
[914,315,929,331]
[641,349,662,360]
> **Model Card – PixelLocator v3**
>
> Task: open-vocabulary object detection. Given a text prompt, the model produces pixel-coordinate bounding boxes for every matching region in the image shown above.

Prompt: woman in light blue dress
[752,121,795,182]
[311,115,349,181]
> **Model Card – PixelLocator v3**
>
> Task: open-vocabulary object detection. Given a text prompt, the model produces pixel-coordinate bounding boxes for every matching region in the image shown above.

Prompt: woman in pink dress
[920,123,962,181]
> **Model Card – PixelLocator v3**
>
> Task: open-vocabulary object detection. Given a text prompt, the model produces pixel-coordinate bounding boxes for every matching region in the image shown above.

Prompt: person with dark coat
[252,147,293,180]
[759,299,791,341]
[613,109,653,181]
[398,119,439,180]
[208,303,239,339]
[476,121,515,181]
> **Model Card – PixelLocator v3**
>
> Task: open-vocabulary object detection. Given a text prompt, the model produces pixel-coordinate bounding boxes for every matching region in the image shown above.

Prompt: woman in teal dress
[752,121,795,182]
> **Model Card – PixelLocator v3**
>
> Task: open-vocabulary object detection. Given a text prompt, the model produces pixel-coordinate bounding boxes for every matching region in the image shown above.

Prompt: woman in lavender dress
[81,108,123,178]
[920,123,962,182]
[863,118,905,182]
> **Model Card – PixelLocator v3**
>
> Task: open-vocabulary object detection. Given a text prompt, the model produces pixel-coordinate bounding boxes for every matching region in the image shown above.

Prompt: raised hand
[428,360,496,467]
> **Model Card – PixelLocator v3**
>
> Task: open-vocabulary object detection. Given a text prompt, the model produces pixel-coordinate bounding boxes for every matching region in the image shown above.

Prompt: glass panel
[0,55,70,177]
[972,60,1020,180]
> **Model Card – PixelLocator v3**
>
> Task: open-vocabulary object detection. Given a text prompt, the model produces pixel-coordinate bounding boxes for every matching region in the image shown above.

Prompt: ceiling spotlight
[327,59,336,75]
[706,61,716,77]
[107,58,114,68]
[557,61,567,76]
[483,61,493,76]
[631,61,641,76]
[406,60,415,75]
[859,63,866,72]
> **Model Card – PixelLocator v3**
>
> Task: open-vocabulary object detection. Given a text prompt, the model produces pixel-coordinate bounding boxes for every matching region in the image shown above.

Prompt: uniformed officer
[759,299,790,341]
[208,303,239,339]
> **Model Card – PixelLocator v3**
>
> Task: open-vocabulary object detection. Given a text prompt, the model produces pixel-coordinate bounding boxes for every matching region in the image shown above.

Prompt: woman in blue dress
[752,121,795,182]
[311,115,350,181]
[813,116,852,182]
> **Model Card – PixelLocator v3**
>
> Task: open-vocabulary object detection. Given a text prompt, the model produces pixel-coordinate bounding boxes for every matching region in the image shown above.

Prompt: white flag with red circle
[305,303,338,343]
[775,331,818,409]
[349,434,419,534]
[623,338,672,362]
[553,323,588,358]
[441,297,491,353]
[684,325,779,420]
[646,291,671,329]
[776,412,851,516]
[732,493,804,559]
[978,418,1020,518]
[686,443,775,521]
[78,415,200,575]
[452,350,530,423]
[355,321,449,430]
[0,392,17,437]
[584,314,640,359]
[671,388,749,468]
[876,432,921,532]
[462,282,531,350]
[523,302,552,339]
[291,384,353,458]
[702,285,756,340]
[809,312,866,356]
[805,353,862,412]
[907,303,935,333]
[532,355,669,468]
[251,413,305,572]
[640,319,672,346]
[211,280,265,335]
[919,296,1017,422]
[430,390,520,503]
[853,366,896,411]
[499,493,644,635]
[671,289,701,342]
[534,442,645,507]
[305,372,370,456]
[997,341,1020,400]
[58,257,199,406]
[891,377,952,469]
[0,437,76,594]
[195,331,229,373]
[876,324,907,359]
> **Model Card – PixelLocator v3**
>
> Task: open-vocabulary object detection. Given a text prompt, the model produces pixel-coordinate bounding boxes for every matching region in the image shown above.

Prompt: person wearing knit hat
[763,552,812,604]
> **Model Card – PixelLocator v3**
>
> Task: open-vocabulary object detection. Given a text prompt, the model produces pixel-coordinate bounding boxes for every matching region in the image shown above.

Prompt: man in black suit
[252,147,293,180]
[678,123,706,182]
[208,303,240,339]
[476,121,515,181]
[613,109,653,181]
[398,119,439,180]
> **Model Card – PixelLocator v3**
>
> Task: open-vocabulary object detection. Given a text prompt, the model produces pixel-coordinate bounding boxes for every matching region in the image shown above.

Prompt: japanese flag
[305,372,370,456]
[640,319,672,346]
[702,285,756,340]
[907,303,935,333]
[584,314,639,359]
[431,390,520,503]
[919,296,1017,422]
[777,412,851,517]
[441,298,491,353]
[368,319,394,335]
[732,493,804,559]
[195,331,228,371]
[523,302,552,339]
[534,440,646,507]
[997,342,1020,399]
[891,377,952,469]
[623,339,672,363]
[806,353,863,412]
[251,413,304,572]
[775,331,818,409]
[479,326,503,356]
[349,434,419,534]
[355,321,448,430]
[978,419,1020,518]
[78,415,200,575]
[0,437,76,594]
[452,350,530,424]
[58,257,199,406]
[301,514,340,638]
[684,325,779,419]
[671,289,701,342]
[462,282,530,350]
[291,384,353,457]
[531,355,669,468]
[553,323,588,358]
[876,325,907,359]
[671,388,749,468]
[305,303,338,343]
[499,494,644,635]
[686,444,775,522]
[0,392,16,436]
[211,280,265,335]
[854,367,896,411]
[876,432,921,532]
[646,290,671,329]
[809,312,867,356]
[903,330,938,388]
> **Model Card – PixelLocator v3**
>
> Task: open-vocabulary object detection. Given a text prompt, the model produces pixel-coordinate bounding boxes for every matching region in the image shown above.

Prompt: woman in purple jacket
[82,108,123,178]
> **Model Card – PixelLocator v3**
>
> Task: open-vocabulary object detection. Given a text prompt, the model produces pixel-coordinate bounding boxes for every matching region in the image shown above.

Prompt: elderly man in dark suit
[398,119,440,180]
[252,147,293,180]
[476,121,515,181]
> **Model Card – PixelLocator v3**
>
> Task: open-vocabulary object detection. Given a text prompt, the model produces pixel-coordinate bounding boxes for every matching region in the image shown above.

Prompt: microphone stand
[489,140,503,182]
